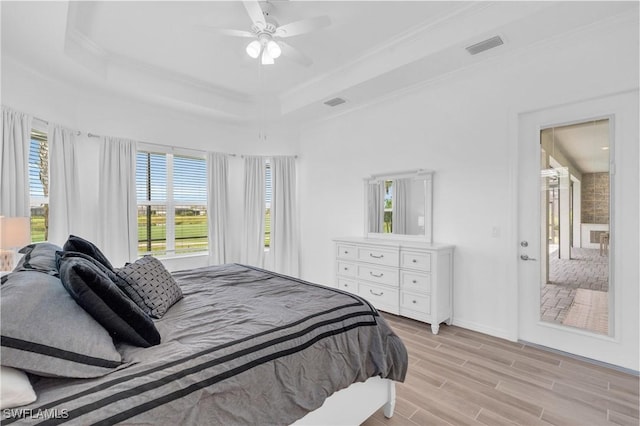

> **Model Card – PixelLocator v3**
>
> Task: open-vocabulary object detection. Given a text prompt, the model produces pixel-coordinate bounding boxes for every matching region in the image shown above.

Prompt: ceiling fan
[201,1,331,66]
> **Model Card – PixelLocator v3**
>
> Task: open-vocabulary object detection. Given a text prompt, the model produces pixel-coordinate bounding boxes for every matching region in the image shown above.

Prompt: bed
[1,241,408,426]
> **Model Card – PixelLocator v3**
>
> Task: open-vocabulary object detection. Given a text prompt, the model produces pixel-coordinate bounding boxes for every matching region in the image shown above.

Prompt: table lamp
[0,216,31,271]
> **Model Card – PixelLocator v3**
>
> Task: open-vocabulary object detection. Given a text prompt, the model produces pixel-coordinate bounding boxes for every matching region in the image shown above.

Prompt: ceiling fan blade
[194,26,254,38]
[243,1,266,29]
[275,15,331,38]
[279,41,313,67]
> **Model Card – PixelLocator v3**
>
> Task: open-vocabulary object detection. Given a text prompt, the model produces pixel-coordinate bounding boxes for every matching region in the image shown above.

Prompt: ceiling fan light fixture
[246,40,261,59]
[261,48,274,65]
[266,40,281,59]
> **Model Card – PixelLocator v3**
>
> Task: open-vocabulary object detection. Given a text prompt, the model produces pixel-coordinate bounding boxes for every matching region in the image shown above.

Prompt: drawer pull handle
[412,259,417,263]
[344,251,349,254]
[412,280,417,284]
[370,272,384,278]
[412,300,417,304]
[344,284,348,287]
[344,267,348,271]
[370,289,384,297]
[369,253,384,259]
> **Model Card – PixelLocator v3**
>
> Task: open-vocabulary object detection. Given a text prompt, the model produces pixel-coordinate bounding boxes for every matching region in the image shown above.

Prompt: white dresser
[334,237,454,334]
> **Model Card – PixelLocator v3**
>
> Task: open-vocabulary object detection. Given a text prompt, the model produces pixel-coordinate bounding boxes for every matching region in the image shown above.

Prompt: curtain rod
[33,116,81,136]
[87,133,236,157]
[240,155,299,159]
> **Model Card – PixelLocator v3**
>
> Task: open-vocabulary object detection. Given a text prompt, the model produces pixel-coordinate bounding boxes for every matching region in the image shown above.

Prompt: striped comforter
[3,264,407,426]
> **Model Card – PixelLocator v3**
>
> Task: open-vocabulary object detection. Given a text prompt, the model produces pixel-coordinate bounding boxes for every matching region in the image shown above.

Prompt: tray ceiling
[1,1,637,124]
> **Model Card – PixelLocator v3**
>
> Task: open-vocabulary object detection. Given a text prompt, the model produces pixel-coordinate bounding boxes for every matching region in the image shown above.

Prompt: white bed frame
[292,377,396,425]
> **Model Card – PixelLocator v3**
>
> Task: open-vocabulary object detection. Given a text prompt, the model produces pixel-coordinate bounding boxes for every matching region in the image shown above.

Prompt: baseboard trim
[450,318,512,341]
[520,340,640,376]
[451,319,638,375]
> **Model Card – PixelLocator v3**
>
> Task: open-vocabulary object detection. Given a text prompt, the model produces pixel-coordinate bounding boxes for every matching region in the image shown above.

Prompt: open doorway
[539,119,610,335]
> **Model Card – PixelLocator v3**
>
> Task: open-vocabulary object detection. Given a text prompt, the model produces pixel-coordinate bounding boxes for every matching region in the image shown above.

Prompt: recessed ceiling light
[601,147,609,150]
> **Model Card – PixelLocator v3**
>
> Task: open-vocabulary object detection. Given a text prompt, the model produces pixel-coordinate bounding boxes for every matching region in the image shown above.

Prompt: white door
[516,91,639,368]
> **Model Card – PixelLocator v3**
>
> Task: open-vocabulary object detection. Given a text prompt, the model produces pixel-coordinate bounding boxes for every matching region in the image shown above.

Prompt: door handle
[520,254,537,261]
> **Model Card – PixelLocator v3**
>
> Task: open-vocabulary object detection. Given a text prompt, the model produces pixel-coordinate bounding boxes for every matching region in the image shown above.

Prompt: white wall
[3,11,637,370]
[298,17,639,367]
[1,57,299,268]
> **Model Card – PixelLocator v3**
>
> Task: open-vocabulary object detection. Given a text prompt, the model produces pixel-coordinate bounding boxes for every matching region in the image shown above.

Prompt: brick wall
[581,172,609,224]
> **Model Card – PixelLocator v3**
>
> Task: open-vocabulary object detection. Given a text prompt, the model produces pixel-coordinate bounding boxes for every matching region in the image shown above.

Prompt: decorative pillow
[55,250,129,291]
[57,254,161,347]
[0,366,37,409]
[115,256,183,318]
[62,235,113,270]
[13,242,62,276]
[0,271,122,378]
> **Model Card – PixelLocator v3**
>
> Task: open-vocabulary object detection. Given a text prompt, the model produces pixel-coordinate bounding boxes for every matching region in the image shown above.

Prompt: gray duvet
[4,264,407,426]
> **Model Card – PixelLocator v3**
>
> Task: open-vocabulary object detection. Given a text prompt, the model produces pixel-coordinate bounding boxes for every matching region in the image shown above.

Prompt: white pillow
[0,366,37,409]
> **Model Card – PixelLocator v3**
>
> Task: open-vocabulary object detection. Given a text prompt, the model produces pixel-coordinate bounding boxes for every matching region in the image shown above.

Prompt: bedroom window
[265,161,271,248]
[136,150,208,256]
[29,129,49,243]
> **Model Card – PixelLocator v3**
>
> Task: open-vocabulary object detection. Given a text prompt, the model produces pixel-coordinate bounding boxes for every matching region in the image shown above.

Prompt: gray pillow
[0,271,122,378]
[13,242,62,276]
[115,256,183,318]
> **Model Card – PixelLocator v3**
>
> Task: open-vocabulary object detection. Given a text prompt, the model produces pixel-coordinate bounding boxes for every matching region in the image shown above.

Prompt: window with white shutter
[265,161,271,248]
[29,129,49,242]
[136,149,208,256]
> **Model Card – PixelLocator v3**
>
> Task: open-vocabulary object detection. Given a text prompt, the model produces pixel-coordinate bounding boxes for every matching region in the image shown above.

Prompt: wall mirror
[364,170,433,242]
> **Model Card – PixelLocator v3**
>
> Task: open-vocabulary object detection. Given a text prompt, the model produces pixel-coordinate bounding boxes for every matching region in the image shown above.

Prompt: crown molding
[278,1,555,116]
[63,2,260,122]
[294,7,639,128]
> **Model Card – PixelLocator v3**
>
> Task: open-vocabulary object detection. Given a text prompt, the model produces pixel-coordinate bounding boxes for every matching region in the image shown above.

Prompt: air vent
[324,97,346,107]
[465,35,504,55]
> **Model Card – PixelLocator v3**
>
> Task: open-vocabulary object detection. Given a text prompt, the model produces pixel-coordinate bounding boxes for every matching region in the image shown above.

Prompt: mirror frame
[363,169,434,242]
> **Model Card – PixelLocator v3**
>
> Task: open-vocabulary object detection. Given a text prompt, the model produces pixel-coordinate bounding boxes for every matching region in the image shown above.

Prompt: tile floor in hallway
[540,247,609,333]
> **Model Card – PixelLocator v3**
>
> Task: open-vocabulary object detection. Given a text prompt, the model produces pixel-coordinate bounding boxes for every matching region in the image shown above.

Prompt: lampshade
[0,216,31,249]
[266,40,281,59]
[246,40,261,59]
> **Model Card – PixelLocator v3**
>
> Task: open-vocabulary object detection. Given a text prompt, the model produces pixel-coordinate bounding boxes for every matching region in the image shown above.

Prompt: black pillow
[57,254,161,348]
[56,251,127,289]
[63,235,113,270]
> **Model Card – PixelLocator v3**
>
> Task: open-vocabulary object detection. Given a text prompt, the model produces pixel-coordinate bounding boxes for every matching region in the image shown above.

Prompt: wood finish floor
[362,314,639,426]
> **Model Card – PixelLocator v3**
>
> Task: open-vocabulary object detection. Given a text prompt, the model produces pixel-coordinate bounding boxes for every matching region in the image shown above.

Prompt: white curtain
[0,107,32,217]
[394,178,410,235]
[207,152,229,265]
[270,156,299,276]
[47,124,80,245]
[241,156,265,267]
[97,136,138,267]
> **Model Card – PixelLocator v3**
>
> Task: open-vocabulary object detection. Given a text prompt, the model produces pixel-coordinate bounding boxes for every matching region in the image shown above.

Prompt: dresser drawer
[357,264,398,287]
[359,282,399,312]
[357,246,399,267]
[337,261,356,277]
[401,271,431,293]
[336,244,357,260]
[400,250,431,271]
[400,292,431,315]
[337,278,357,293]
